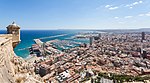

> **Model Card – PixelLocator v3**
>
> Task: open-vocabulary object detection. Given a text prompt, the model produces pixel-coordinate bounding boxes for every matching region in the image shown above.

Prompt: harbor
[28,33,89,59]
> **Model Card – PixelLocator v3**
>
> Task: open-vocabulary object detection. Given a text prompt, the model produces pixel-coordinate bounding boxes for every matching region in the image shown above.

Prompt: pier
[36,34,67,40]
[34,39,43,47]
[33,34,68,47]
[33,38,62,56]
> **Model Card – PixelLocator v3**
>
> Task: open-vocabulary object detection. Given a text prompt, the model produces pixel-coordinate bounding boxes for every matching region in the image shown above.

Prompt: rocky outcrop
[0,34,43,83]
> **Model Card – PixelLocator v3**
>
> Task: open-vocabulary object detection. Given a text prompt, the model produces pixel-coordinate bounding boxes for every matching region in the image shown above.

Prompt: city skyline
[0,0,150,30]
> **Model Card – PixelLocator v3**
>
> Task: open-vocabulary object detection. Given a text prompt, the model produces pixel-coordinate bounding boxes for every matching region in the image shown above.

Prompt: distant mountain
[58,28,150,33]
[139,28,150,31]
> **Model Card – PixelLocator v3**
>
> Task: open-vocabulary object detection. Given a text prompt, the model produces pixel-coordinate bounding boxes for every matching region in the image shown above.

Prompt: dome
[6,21,20,29]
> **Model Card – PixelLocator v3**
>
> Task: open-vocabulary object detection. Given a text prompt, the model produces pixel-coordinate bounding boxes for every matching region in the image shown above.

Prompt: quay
[34,39,43,47]
[33,39,62,56]
[32,39,43,57]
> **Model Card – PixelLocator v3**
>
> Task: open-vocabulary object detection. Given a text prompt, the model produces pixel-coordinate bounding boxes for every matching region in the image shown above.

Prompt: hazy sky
[0,0,150,30]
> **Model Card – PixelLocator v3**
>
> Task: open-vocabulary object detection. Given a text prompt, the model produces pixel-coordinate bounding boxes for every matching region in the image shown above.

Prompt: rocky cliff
[0,34,43,83]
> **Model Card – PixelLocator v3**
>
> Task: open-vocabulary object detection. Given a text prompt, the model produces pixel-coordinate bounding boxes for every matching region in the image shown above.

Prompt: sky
[0,0,150,30]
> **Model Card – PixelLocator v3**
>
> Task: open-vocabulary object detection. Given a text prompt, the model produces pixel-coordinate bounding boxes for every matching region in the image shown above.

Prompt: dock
[34,39,43,47]
[33,39,62,55]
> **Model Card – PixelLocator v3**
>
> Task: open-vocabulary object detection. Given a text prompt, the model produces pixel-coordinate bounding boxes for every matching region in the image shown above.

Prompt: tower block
[6,22,21,48]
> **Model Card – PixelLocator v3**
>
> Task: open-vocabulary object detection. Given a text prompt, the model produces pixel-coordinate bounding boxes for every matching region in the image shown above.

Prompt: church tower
[6,22,21,48]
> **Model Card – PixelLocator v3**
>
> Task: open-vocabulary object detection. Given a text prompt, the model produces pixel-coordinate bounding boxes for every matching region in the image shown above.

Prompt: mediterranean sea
[0,30,89,58]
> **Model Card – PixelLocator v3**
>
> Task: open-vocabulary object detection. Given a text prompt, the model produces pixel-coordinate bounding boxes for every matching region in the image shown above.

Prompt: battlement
[0,34,12,45]
[0,34,20,48]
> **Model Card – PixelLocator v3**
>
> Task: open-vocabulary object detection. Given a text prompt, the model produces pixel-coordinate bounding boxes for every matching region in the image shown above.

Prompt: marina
[31,38,86,57]
[49,39,82,50]
[29,33,90,57]
[12,30,90,58]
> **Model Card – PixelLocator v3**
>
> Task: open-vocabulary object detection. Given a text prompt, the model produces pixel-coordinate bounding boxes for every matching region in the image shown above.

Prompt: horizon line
[0,28,150,30]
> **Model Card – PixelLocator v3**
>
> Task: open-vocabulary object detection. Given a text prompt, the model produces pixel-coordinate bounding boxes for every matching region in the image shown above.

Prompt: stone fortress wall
[0,23,43,83]
[0,34,15,83]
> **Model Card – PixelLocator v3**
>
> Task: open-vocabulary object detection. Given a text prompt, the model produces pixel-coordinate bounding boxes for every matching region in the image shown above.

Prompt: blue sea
[0,30,89,58]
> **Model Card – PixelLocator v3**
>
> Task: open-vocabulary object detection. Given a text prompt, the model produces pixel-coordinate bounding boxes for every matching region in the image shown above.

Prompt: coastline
[13,30,78,58]
[13,30,89,58]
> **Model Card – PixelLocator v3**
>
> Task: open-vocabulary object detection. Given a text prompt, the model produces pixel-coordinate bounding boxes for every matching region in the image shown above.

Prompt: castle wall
[0,34,15,83]
[0,34,43,83]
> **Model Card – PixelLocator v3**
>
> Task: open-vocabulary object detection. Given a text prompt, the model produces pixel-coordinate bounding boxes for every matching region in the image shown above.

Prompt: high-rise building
[89,37,93,46]
[142,50,147,59]
[142,32,145,40]
[98,33,101,38]
[6,22,21,48]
